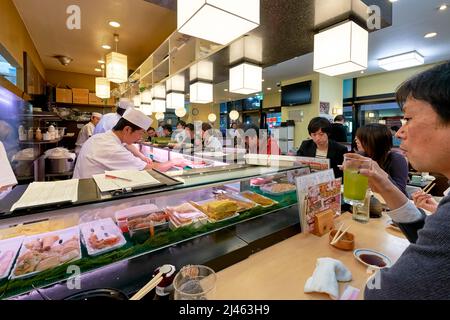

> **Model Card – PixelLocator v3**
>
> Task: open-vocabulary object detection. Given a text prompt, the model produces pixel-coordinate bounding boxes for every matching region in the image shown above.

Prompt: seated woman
[297,117,347,178]
[355,124,409,196]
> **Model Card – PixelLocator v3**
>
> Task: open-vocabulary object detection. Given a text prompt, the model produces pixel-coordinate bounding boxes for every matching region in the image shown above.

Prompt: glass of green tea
[343,154,371,206]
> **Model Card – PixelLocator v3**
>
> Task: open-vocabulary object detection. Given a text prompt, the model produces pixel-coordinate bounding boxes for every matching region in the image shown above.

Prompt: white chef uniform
[73,108,152,179]
[75,112,102,154]
[93,98,133,135]
[204,135,223,152]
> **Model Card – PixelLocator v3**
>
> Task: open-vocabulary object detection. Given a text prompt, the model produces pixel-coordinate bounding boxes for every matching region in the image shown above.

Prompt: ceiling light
[208,113,217,122]
[133,95,141,108]
[278,89,282,92]
[229,63,262,95]
[141,104,153,116]
[95,77,110,99]
[106,34,128,84]
[224,89,228,92]
[175,107,187,118]
[190,82,213,104]
[152,98,166,113]
[360,71,365,74]
[53,55,73,66]
[314,21,368,76]
[267,87,272,91]
[155,112,165,121]
[166,74,185,92]
[378,51,424,71]
[177,0,260,45]
[424,32,437,38]
[166,92,185,109]
[141,89,153,104]
[151,84,166,99]
[98,60,105,64]
[95,68,102,72]
[229,110,239,121]
[109,21,121,28]
[389,0,398,2]
[439,4,448,10]
[190,61,213,81]
[102,44,111,50]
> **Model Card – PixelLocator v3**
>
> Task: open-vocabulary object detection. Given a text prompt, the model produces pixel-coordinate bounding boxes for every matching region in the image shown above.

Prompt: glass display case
[0,164,309,299]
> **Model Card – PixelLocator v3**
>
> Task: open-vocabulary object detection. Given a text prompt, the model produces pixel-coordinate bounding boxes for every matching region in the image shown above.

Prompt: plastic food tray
[115,204,159,233]
[0,236,24,280]
[260,183,297,196]
[10,227,81,280]
[80,218,126,257]
[240,191,278,207]
[166,203,208,229]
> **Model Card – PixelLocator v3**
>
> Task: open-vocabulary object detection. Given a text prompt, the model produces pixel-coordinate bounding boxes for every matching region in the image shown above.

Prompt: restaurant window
[0,52,17,86]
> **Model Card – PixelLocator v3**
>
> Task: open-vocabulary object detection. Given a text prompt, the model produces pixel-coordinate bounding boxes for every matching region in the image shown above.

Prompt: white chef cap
[118,98,133,110]
[92,112,103,118]
[122,108,153,130]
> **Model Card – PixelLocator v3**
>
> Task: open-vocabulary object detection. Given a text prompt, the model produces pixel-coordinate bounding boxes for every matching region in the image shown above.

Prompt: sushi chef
[74,112,102,154]
[93,98,131,135]
[73,108,190,179]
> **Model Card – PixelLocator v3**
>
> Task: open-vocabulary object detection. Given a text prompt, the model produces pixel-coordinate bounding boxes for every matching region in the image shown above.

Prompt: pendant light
[95,63,110,99]
[177,0,260,45]
[175,107,187,118]
[189,61,214,104]
[166,74,185,109]
[106,34,128,83]
[229,110,239,121]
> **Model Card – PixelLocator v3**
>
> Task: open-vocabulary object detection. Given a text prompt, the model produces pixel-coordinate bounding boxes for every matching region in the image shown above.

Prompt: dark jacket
[365,196,450,300]
[329,123,348,143]
[296,139,347,178]
[383,151,409,196]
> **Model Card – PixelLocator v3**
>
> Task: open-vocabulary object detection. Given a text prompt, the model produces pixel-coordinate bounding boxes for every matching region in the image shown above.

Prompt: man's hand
[412,190,438,213]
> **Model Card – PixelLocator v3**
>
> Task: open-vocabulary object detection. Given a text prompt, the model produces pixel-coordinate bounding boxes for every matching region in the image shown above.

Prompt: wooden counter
[215,212,409,300]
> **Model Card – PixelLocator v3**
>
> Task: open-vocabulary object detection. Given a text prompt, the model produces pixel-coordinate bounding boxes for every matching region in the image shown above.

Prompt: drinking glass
[343,155,371,206]
[173,265,216,300]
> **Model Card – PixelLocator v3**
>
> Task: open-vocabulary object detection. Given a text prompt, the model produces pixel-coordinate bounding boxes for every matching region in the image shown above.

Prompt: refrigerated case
[0,164,307,299]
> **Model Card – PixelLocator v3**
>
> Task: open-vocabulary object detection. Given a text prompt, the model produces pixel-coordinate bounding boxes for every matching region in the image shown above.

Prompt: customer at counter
[355,124,408,195]
[74,112,102,154]
[329,115,348,143]
[353,62,450,299]
[202,123,223,152]
[73,108,189,179]
[297,117,347,178]
[146,127,156,141]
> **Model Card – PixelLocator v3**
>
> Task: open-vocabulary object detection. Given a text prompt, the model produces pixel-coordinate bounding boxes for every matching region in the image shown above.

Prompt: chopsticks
[129,272,163,300]
[423,182,436,195]
[330,224,351,245]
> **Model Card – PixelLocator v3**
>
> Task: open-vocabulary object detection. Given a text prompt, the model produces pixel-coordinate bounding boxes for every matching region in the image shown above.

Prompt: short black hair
[113,118,142,132]
[308,117,331,135]
[390,125,400,132]
[147,127,155,132]
[186,123,194,131]
[162,124,173,132]
[117,108,126,116]
[396,61,450,124]
[202,123,212,132]
[334,115,345,122]
[177,120,186,128]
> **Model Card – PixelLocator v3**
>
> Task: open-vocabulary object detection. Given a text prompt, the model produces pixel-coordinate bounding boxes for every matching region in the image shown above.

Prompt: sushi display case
[0,164,310,300]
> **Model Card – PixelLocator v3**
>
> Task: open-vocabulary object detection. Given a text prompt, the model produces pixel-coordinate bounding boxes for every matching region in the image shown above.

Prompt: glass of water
[173,265,216,300]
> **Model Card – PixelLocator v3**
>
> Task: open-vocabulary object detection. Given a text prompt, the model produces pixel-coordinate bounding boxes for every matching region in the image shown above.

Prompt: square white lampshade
[190,82,213,104]
[229,63,262,95]
[106,52,128,84]
[378,51,424,71]
[95,77,110,99]
[166,92,185,109]
[141,89,152,104]
[177,0,260,45]
[229,36,262,64]
[166,74,185,92]
[133,95,141,108]
[313,21,368,76]
[190,60,214,81]
[152,98,166,113]
[141,104,153,116]
[151,84,166,99]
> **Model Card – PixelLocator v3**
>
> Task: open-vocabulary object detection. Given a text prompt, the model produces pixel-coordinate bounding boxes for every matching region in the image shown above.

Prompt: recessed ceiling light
[95,68,102,72]
[98,60,105,64]
[224,89,228,92]
[102,44,111,50]
[439,4,448,10]
[278,89,282,92]
[109,21,121,28]
[424,32,437,38]
[389,0,398,2]
[267,88,272,91]
[360,71,365,74]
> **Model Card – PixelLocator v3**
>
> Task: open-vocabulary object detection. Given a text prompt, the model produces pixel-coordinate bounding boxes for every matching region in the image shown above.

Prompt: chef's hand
[342,153,390,195]
[412,190,438,214]
[139,155,153,165]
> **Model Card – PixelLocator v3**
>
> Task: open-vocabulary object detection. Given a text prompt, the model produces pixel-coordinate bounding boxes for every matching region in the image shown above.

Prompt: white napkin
[304,257,352,300]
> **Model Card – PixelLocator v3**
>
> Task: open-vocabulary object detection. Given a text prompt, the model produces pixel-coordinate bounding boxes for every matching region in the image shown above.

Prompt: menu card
[93,170,161,192]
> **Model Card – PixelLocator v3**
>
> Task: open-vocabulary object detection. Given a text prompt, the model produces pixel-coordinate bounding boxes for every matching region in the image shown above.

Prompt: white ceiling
[257,0,450,97]
[13,0,176,75]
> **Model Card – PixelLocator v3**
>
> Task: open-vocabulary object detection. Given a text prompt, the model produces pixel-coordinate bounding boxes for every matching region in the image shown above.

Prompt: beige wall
[46,69,97,91]
[263,91,281,108]
[0,0,45,82]
[356,64,437,97]
[281,74,320,147]
[183,103,220,129]
[319,74,343,116]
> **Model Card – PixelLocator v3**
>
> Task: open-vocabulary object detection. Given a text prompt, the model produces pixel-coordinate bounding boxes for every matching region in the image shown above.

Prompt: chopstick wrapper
[304,258,352,300]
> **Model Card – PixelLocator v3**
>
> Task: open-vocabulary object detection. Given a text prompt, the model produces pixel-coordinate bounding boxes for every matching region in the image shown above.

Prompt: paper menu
[93,170,161,192]
[10,179,79,212]
[0,142,17,190]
